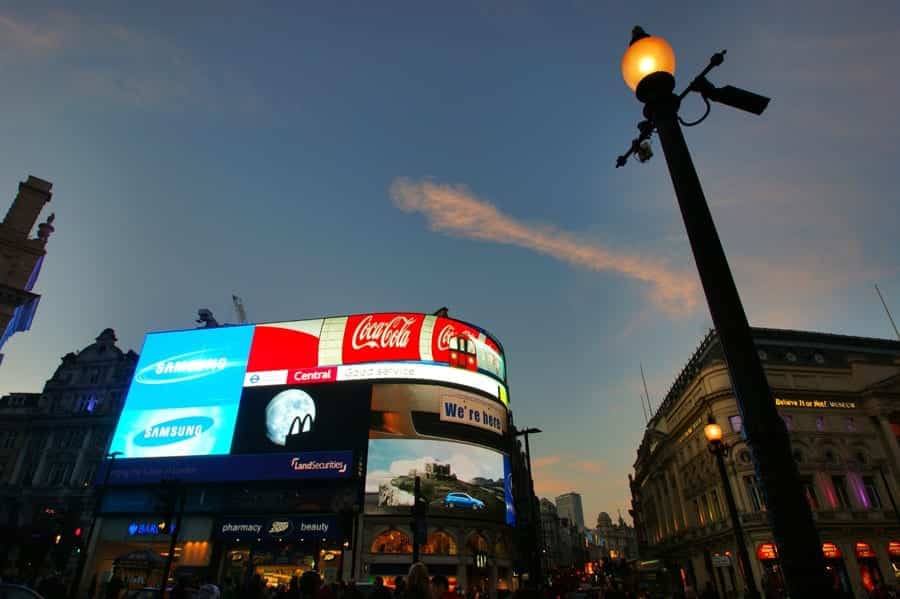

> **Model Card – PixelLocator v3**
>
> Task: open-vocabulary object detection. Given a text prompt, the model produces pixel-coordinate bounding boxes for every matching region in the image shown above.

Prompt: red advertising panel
[855,542,876,559]
[342,313,424,364]
[247,321,322,372]
[432,317,482,366]
[822,542,842,559]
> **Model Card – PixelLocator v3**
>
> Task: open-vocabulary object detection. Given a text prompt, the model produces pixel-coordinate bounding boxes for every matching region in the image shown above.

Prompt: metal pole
[160,483,185,598]
[412,476,421,564]
[875,284,900,341]
[522,432,542,586]
[645,91,830,596]
[71,452,118,598]
[713,447,759,598]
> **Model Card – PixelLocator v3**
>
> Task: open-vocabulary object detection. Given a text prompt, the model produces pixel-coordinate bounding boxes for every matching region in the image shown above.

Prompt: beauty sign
[440,392,505,435]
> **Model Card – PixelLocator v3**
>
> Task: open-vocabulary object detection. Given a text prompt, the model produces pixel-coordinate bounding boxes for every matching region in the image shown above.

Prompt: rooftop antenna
[639,394,648,425]
[640,363,654,416]
[233,295,249,324]
[874,284,900,341]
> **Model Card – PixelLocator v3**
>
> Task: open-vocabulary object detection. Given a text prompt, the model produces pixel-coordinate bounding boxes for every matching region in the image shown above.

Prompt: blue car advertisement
[109,326,255,458]
[364,438,513,523]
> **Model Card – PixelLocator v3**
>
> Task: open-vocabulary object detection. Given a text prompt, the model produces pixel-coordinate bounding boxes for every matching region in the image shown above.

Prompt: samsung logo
[133,416,214,447]
[135,349,234,385]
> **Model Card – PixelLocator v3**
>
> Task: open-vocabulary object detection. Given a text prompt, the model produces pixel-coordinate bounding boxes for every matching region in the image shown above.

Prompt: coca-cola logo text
[436,324,474,352]
[351,315,416,350]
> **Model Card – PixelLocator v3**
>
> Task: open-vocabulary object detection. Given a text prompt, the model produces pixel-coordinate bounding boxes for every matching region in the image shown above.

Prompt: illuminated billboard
[365,439,512,522]
[107,312,510,488]
[108,326,255,458]
[365,382,514,524]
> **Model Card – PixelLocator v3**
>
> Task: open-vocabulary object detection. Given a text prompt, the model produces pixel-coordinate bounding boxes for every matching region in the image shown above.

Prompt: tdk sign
[134,416,215,447]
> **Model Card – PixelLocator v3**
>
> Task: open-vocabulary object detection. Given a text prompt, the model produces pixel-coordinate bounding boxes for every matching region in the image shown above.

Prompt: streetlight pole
[618,28,830,597]
[704,419,759,598]
[514,427,543,587]
[71,451,122,598]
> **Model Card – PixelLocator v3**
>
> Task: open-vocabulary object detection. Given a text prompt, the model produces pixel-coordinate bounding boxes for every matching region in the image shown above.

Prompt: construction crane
[232,295,249,324]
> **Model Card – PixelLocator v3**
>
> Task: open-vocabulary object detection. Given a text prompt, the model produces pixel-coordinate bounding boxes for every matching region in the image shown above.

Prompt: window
[0,431,18,449]
[783,415,794,430]
[709,491,721,521]
[466,534,490,555]
[80,463,98,488]
[55,429,85,449]
[729,415,743,433]
[371,530,412,554]
[739,450,753,464]
[744,476,767,512]
[422,531,458,555]
[46,462,74,486]
[800,477,819,510]
[863,476,882,509]
[831,476,851,509]
[824,449,838,464]
[698,495,709,524]
[88,369,100,384]
[816,417,826,432]
[845,417,856,433]
[694,499,705,526]
[792,449,804,463]
[786,352,797,362]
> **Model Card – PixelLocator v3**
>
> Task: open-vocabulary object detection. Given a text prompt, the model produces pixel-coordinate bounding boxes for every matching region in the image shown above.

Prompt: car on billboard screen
[444,492,486,510]
[364,438,513,523]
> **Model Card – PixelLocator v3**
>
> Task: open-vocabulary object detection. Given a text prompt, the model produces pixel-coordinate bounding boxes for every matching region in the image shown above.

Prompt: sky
[1,1,899,527]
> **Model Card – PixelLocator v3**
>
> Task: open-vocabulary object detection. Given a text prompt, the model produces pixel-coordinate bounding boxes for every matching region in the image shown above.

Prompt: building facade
[592,512,638,560]
[631,328,900,598]
[0,176,55,362]
[0,329,138,582]
[555,492,585,531]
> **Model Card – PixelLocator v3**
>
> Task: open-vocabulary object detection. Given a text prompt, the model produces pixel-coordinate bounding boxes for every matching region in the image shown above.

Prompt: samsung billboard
[107,313,511,503]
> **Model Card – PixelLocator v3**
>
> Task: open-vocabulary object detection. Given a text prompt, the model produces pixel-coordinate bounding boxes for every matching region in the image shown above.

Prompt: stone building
[593,512,638,560]
[631,327,900,598]
[0,329,137,581]
[0,176,55,362]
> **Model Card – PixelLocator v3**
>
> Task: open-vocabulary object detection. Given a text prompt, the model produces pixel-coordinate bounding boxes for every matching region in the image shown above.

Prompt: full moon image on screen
[265,388,317,446]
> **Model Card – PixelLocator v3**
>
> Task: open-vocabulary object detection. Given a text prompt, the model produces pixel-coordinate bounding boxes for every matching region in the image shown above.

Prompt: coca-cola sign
[343,313,424,364]
[432,317,480,360]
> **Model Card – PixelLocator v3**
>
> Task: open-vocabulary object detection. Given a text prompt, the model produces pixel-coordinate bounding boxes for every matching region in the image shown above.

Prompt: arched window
[465,533,490,556]
[371,530,412,554]
[422,531,458,555]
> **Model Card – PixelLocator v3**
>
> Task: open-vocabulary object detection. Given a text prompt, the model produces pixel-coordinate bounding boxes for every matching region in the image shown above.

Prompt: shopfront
[889,541,900,583]
[821,542,851,595]
[855,542,885,593]
[214,515,345,590]
[755,543,786,596]
[88,516,214,593]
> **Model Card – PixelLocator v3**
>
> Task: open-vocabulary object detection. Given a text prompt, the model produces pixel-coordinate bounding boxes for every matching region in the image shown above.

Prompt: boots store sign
[216,516,339,541]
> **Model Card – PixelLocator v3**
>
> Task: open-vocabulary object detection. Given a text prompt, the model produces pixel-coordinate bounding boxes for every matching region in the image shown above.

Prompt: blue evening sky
[1,1,898,523]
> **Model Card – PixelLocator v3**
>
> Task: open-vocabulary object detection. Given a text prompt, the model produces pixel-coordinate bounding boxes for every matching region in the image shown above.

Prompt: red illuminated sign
[343,313,424,364]
[287,366,337,385]
[855,542,876,559]
[756,543,778,560]
[822,542,842,559]
[889,541,900,557]
[247,321,321,372]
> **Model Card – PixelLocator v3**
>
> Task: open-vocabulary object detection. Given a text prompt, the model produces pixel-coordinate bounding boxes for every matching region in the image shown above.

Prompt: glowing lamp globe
[704,422,724,444]
[621,34,676,92]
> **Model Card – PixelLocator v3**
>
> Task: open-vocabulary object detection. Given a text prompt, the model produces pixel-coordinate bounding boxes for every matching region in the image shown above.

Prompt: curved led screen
[108,313,510,491]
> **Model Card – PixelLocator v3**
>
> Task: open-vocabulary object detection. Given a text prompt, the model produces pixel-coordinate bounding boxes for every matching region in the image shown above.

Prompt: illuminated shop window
[371,530,412,554]
[728,415,743,433]
[465,533,490,555]
[422,531,458,555]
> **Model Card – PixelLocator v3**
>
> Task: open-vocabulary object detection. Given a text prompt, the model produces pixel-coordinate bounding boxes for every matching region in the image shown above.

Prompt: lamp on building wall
[704,416,759,598]
[617,25,828,597]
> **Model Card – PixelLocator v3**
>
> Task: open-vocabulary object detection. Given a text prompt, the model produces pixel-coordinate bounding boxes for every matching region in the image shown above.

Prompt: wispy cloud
[391,178,700,315]
[0,11,260,113]
[0,14,60,52]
